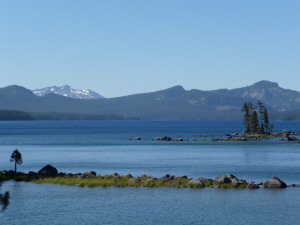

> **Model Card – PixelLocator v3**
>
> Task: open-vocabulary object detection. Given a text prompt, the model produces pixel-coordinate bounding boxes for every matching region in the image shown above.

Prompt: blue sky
[1,1,300,97]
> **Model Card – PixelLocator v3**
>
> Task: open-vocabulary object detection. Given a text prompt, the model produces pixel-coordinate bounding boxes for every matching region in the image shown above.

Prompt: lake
[1,120,300,224]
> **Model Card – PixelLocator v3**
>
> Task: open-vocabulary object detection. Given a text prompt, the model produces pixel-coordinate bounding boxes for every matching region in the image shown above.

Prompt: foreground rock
[188,179,204,187]
[247,182,260,189]
[38,164,58,176]
[214,175,231,183]
[262,176,287,188]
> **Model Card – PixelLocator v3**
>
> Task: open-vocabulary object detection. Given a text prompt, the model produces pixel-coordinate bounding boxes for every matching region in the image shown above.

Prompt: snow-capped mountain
[32,85,104,99]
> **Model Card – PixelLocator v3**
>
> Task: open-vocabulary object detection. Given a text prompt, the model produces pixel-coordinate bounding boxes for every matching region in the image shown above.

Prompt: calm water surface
[0,120,300,224]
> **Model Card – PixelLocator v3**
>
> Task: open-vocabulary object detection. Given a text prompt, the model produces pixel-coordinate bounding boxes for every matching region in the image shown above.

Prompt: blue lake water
[1,120,300,224]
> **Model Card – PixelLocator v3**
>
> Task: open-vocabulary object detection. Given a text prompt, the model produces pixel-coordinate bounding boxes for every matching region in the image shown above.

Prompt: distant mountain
[32,85,104,99]
[1,81,300,120]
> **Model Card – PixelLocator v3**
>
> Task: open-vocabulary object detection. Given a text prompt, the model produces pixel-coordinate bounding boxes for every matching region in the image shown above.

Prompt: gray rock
[169,176,175,180]
[78,171,96,178]
[262,176,287,188]
[226,174,237,180]
[28,171,37,176]
[123,174,133,178]
[288,184,300,187]
[189,179,204,187]
[248,182,260,189]
[174,175,187,179]
[197,177,213,183]
[238,179,248,184]
[38,164,58,176]
[214,175,231,183]
[83,171,96,176]
[160,136,172,141]
[231,178,240,187]
[133,137,141,140]
[161,174,170,179]
[112,173,120,177]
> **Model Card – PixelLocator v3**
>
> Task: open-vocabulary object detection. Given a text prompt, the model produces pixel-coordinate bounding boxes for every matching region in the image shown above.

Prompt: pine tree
[241,103,250,133]
[263,108,270,133]
[250,111,258,133]
[257,100,265,133]
[10,149,22,173]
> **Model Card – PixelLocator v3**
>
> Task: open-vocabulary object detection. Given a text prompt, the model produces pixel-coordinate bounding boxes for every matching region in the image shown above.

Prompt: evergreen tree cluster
[241,101,272,134]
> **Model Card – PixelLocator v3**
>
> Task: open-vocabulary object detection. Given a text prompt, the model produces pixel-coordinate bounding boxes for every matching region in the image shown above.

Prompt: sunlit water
[1,120,300,224]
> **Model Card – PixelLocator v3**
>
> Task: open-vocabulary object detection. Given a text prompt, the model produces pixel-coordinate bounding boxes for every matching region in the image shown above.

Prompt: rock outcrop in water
[38,164,58,177]
[262,176,287,188]
[0,167,298,190]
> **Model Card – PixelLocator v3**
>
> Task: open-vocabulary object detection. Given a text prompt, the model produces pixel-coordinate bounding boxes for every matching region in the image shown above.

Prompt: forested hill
[0,81,300,120]
[0,110,131,121]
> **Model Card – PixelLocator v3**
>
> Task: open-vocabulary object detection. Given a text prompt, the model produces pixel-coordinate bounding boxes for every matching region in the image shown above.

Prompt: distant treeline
[0,109,300,121]
[0,110,139,121]
[270,110,300,120]
[0,110,34,120]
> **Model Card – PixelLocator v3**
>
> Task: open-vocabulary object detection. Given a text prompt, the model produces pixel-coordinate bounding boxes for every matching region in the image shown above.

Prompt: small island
[1,164,300,191]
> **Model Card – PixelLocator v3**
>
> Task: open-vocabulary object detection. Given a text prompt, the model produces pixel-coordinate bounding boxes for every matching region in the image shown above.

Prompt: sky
[0,1,300,98]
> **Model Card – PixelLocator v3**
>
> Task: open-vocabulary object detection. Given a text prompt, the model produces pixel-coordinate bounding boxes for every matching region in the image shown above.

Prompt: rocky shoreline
[129,131,300,143]
[1,164,300,189]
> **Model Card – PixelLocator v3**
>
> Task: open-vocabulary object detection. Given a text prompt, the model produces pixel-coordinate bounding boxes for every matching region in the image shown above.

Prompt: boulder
[262,176,287,188]
[174,175,187,179]
[197,177,213,183]
[288,184,300,187]
[38,164,58,176]
[231,178,240,187]
[160,136,168,141]
[161,174,170,179]
[247,182,260,189]
[226,174,237,180]
[112,173,120,177]
[78,171,97,178]
[83,171,96,176]
[123,174,133,178]
[28,171,37,176]
[169,176,175,180]
[214,175,231,183]
[189,179,204,187]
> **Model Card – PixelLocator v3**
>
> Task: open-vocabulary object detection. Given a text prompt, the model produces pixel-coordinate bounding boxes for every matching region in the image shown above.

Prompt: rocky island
[1,164,299,190]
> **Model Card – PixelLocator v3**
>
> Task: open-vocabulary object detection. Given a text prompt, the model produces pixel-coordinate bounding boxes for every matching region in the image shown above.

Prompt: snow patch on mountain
[32,85,104,99]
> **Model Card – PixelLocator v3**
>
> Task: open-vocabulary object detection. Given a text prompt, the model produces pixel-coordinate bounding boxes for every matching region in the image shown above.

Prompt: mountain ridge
[32,85,104,99]
[1,81,300,120]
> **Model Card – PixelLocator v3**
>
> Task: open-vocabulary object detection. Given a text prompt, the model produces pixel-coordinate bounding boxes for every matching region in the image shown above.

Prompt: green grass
[0,171,249,189]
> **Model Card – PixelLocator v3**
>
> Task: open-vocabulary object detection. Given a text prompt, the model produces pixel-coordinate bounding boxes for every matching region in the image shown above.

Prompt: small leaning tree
[10,149,23,173]
[0,186,9,212]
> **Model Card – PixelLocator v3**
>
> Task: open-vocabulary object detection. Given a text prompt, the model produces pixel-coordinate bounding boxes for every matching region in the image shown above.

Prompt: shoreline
[1,165,299,190]
[129,131,300,143]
